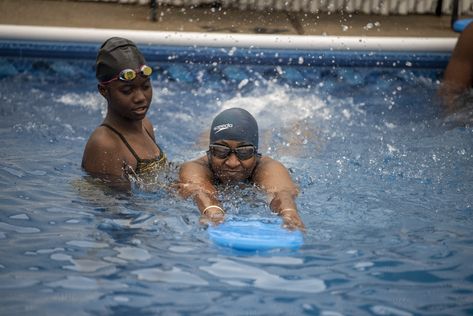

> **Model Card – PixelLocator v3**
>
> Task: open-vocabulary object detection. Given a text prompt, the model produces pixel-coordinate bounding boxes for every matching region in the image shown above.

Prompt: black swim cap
[96,37,146,82]
[210,108,259,149]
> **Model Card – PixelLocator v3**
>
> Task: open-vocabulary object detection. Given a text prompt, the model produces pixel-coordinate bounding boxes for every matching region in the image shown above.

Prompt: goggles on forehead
[100,65,153,84]
[209,144,257,161]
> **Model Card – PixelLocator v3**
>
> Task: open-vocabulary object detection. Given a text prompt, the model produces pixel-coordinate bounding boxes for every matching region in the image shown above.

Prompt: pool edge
[0,24,456,52]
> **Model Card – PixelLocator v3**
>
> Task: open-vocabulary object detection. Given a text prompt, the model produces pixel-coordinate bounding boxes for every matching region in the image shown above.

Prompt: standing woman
[82,37,166,186]
[440,23,473,111]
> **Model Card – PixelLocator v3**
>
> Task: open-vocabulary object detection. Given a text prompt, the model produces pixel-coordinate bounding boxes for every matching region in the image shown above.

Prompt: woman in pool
[440,22,473,111]
[178,107,305,231]
[82,37,166,185]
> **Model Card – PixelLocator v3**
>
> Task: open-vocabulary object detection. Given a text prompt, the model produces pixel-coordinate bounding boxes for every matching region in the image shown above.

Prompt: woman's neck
[103,113,144,134]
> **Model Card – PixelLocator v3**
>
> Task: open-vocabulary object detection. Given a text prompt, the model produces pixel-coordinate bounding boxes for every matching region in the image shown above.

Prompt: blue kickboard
[453,18,473,32]
[207,217,304,251]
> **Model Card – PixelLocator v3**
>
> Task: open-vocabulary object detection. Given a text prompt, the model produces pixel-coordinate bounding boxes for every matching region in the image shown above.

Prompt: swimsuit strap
[144,127,155,143]
[143,126,165,158]
[100,123,141,162]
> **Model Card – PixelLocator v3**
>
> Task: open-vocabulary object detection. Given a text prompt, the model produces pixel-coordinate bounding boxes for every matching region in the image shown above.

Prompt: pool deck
[0,0,469,39]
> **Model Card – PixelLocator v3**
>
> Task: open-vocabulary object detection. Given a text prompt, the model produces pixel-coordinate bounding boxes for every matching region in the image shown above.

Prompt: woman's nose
[133,88,147,103]
[224,153,240,168]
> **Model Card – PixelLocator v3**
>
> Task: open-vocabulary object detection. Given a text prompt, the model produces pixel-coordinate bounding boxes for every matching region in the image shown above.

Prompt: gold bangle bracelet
[202,205,225,216]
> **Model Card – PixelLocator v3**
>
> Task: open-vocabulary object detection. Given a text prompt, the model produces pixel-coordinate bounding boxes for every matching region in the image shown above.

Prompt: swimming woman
[82,37,166,186]
[178,107,305,231]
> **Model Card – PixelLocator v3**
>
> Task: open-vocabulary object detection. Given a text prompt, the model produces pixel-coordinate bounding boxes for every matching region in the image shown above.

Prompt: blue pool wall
[0,39,451,69]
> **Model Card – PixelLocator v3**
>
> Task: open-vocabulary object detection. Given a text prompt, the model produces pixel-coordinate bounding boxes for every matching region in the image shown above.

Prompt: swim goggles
[101,65,153,84]
[209,144,257,160]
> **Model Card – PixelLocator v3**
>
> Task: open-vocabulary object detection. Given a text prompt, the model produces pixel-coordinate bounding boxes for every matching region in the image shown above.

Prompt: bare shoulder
[253,156,298,193]
[256,156,288,172]
[82,126,124,176]
[253,156,292,179]
[83,126,119,153]
[179,156,210,175]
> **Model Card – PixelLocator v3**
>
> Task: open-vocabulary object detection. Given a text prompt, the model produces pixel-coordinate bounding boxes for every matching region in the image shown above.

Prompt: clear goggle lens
[209,144,256,160]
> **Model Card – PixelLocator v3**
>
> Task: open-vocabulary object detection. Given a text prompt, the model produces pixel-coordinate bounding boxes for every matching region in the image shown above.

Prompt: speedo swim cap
[210,108,259,149]
[96,37,146,82]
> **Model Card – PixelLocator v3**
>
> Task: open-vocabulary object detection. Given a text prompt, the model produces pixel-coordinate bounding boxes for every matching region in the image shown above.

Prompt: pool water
[0,46,472,315]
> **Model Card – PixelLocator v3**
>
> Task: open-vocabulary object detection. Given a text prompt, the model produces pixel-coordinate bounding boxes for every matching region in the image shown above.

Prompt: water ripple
[0,221,40,233]
[132,267,208,286]
[200,258,326,293]
[50,253,113,273]
[66,240,109,248]
[115,246,152,262]
[47,276,127,290]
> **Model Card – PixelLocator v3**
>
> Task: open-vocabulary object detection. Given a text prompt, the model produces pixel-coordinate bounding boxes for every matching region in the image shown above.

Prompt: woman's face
[100,75,153,121]
[208,139,258,183]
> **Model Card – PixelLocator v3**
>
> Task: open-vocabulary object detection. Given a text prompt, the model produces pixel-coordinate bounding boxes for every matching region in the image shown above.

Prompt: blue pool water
[0,41,472,315]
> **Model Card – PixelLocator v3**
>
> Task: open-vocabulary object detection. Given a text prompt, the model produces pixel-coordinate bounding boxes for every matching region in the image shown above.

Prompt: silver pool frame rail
[0,24,457,52]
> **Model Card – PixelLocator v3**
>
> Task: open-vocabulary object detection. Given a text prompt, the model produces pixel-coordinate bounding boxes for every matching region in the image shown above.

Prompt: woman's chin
[217,173,246,184]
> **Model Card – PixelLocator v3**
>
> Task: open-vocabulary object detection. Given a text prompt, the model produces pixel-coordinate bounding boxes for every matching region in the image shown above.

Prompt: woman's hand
[200,205,225,226]
[280,208,305,232]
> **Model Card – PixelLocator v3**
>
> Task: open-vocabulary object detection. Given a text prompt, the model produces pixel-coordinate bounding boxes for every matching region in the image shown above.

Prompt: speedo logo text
[213,123,233,133]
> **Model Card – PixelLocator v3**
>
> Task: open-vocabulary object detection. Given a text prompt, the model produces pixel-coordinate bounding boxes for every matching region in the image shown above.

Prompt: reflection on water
[0,56,472,315]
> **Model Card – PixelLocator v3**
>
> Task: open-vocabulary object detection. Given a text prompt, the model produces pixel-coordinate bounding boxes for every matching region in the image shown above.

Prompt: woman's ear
[97,84,108,99]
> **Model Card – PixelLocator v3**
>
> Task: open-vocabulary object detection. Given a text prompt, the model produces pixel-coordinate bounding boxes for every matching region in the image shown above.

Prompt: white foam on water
[56,92,106,116]
[218,82,331,129]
